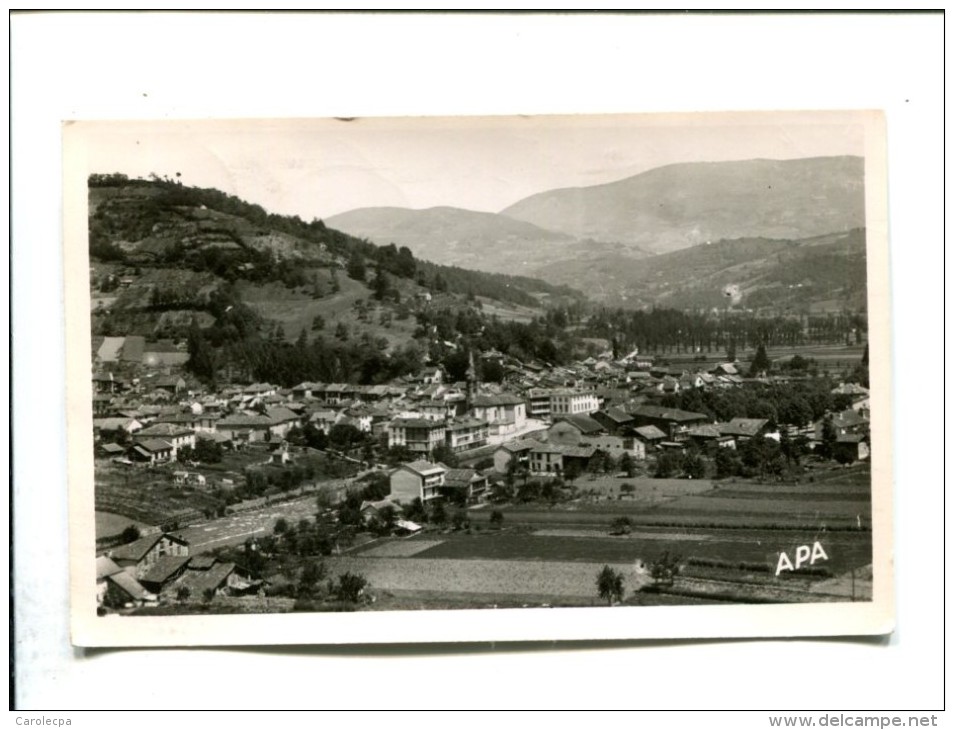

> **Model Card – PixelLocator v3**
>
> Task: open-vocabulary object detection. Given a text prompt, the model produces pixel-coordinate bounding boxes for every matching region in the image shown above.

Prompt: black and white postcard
[65,111,893,646]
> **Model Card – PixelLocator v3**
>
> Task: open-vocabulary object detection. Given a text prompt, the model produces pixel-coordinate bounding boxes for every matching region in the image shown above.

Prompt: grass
[407,529,872,575]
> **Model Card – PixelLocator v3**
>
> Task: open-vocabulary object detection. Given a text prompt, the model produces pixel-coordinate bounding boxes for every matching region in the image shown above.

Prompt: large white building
[549,389,600,417]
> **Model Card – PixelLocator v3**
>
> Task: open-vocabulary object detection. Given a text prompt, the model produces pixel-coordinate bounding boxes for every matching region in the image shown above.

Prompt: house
[711,362,740,377]
[96,555,156,608]
[387,417,447,457]
[445,417,489,453]
[418,366,443,385]
[360,499,403,525]
[139,555,192,594]
[686,424,736,449]
[176,559,253,598]
[525,388,552,420]
[580,434,646,461]
[98,442,127,458]
[493,439,540,474]
[471,393,527,438]
[816,410,870,440]
[631,425,668,450]
[548,389,600,416]
[130,438,174,465]
[93,417,143,436]
[718,418,771,442]
[389,460,447,504]
[628,405,710,441]
[547,415,605,446]
[528,443,597,477]
[134,422,196,456]
[592,407,635,435]
[265,406,301,439]
[109,532,190,578]
[155,412,219,434]
[441,468,489,505]
[832,434,870,463]
[216,413,274,443]
[150,375,187,395]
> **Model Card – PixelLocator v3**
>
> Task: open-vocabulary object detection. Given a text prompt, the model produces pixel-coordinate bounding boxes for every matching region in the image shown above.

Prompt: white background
[9,11,946,716]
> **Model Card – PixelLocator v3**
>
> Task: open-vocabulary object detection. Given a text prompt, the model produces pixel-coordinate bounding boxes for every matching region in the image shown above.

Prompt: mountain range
[326,156,866,307]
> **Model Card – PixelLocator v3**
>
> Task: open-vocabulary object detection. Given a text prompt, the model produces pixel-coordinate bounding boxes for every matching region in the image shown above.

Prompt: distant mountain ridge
[325,205,637,275]
[500,156,865,254]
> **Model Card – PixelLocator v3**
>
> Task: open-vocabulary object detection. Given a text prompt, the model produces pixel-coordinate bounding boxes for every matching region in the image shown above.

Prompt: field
[332,467,872,608]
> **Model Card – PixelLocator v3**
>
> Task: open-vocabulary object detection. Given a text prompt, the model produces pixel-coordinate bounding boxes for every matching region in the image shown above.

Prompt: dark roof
[389,417,444,430]
[596,407,634,424]
[629,405,709,423]
[472,393,525,407]
[266,406,300,423]
[401,460,446,476]
[443,468,480,485]
[446,417,488,431]
[718,418,770,437]
[135,439,174,453]
[140,555,192,585]
[218,414,274,428]
[836,434,867,444]
[108,571,155,601]
[187,555,217,570]
[99,443,126,454]
[632,425,667,441]
[179,561,235,595]
[136,422,193,438]
[110,532,189,563]
[553,414,604,434]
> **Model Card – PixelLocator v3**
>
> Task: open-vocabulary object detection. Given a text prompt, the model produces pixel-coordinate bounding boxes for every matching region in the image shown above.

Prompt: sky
[77,111,868,221]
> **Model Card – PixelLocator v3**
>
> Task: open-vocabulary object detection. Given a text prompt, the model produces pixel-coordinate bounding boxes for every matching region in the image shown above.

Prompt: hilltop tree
[346,254,366,282]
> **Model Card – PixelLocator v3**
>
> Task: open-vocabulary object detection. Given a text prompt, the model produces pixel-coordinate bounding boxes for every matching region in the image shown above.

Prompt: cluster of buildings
[92,335,871,510]
[96,531,261,609]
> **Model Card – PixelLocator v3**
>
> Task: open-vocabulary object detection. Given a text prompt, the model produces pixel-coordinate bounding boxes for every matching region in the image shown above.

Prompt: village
[92,329,872,613]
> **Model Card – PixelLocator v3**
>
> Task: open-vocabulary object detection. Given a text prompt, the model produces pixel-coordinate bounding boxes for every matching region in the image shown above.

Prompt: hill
[501,156,865,255]
[87,174,587,385]
[325,205,643,276]
[535,229,868,313]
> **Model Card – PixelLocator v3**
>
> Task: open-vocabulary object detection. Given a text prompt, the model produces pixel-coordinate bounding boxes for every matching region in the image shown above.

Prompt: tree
[333,571,368,603]
[298,560,327,596]
[619,482,636,499]
[176,586,191,602]
[818,415,837,459]
[451,509,469,531]
[489,509,504,528]
[748,343,772,377]
[120,524,141,544]
[596,565,625,606]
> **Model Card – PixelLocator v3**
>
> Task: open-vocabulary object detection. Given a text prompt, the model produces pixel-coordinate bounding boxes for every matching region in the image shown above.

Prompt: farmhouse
[718,418,771,442]
[547,415,605,446]
[441,468,489,505]
[130,438,174,464]
[528,443,597,477]
[109,532,190,579]
[216,413,274,443]
[591,407,635,435]
[139,555,192,594]
[631,425,668,450]
[628,405,709,441]
[833,434,870,463]
[96,555,156,608]
[134,422,196,456]
[389,460,447,504]
[493,439,540,474]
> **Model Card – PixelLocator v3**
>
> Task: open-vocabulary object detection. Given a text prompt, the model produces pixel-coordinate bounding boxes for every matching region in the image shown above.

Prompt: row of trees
[585,306,866,354]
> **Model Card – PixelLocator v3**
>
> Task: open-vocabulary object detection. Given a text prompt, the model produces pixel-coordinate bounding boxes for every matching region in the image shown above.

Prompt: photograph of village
[83,114,878,619]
